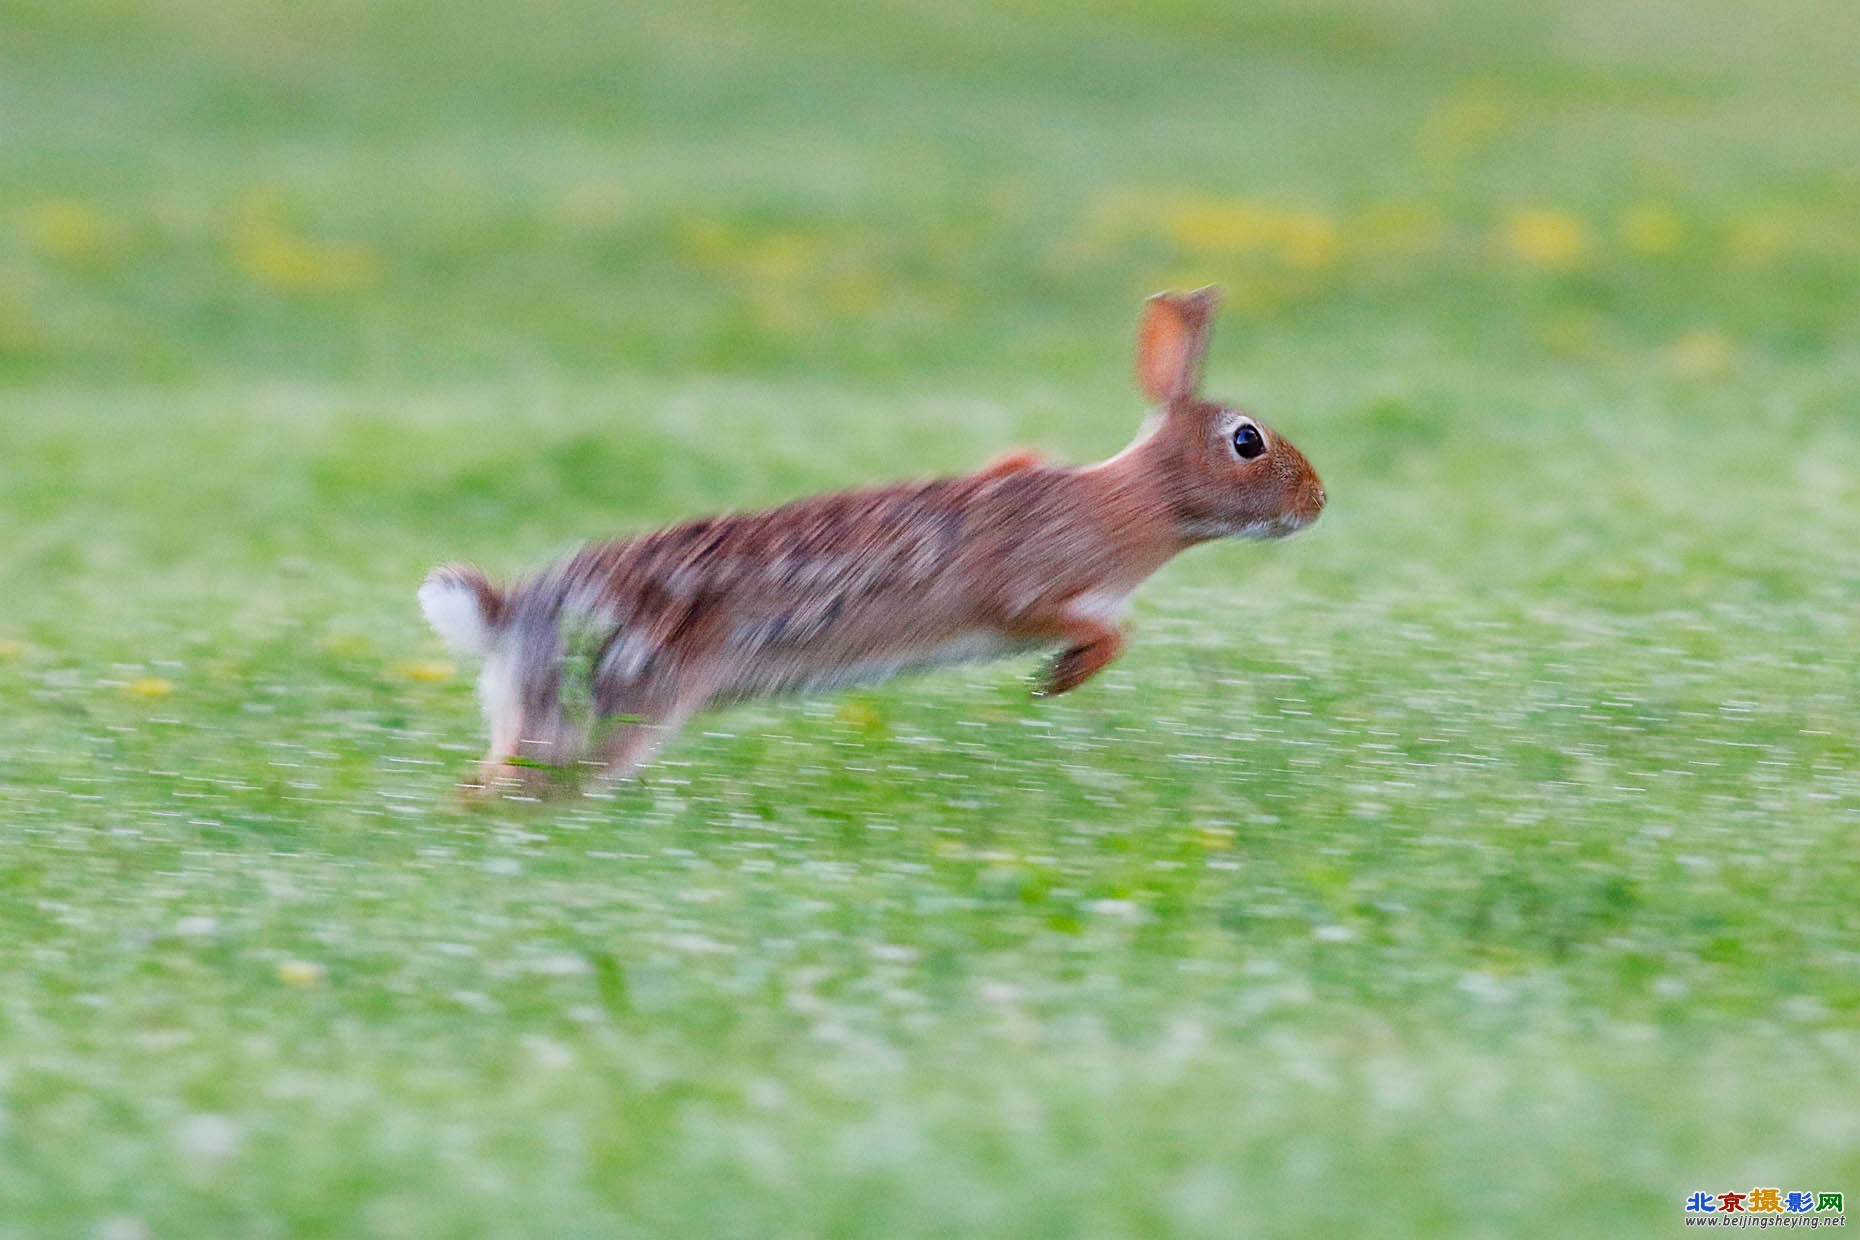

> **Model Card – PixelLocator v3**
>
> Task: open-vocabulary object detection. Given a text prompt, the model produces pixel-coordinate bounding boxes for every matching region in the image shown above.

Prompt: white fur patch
[1179,514,1307,541]
[419,572,492,656]
[721,631,1037,701]
[1063,589,1132,624]
[478,653,521,753]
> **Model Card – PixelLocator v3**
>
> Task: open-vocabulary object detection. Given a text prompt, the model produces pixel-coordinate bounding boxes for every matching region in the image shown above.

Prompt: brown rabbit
[419,287,1325,794]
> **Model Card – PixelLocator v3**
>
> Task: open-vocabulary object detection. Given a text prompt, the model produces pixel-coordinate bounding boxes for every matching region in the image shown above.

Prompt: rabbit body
[420,288,1325,794]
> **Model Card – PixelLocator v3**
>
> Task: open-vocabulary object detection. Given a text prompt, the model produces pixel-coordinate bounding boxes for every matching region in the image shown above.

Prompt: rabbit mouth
[1241,509,1319,541]
[1179,511,1315,541]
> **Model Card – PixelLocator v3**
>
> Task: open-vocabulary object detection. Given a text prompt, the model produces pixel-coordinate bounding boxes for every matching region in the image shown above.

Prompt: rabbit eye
[1231,422,1266,460]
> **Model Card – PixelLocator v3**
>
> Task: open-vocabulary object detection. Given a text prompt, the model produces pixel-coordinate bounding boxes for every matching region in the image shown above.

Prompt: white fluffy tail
[418,563,502,657]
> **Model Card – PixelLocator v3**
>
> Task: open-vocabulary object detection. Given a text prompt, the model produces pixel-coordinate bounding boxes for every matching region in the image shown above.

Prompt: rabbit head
[1130,288,1326,543]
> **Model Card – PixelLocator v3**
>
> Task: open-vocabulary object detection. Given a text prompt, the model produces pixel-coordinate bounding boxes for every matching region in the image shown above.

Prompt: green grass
[4,0,1860,1234]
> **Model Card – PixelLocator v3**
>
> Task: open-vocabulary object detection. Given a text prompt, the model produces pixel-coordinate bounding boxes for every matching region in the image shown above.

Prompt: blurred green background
[2,0,1859,1235]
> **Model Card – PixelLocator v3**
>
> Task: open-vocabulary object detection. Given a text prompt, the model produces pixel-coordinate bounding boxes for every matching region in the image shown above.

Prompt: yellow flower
[1619,203,1684,256]
[0,638,24,661]
[400,659,456,683]
[677,218,735,267]
[1668,329,1734,378]
[231,197,379,293]
[679,219,843,333]
[1164,198,1278,256]
[1277,214,1341,270]
[1727,210,1794,265]
[1501,207,1590,270]
[678,219,818,282]
[1162,196,1342,270]
[277,959,325,987]
[23,199,118,263]
[1194,825,1236,850]
[124,677,174,699]
[741,232,816,283]
[315,633,372,657]
[824,268,881,315]
[835,698,887,732]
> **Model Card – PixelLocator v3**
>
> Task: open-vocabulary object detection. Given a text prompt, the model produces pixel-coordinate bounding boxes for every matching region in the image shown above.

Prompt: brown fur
[420,287,1325,795]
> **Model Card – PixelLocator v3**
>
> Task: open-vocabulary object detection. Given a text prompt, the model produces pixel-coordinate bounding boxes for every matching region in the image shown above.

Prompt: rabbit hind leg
[585,679,711,786]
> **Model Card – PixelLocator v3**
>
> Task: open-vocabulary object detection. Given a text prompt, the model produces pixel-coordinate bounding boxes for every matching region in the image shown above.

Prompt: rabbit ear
[1136,287,1221,405]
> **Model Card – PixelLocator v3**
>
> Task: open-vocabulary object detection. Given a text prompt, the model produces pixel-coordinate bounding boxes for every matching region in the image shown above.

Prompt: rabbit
[418,287,1325,795]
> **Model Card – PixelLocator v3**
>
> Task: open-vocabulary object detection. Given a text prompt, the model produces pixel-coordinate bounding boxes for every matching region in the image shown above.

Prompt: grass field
[4,0,1860,1234]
